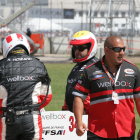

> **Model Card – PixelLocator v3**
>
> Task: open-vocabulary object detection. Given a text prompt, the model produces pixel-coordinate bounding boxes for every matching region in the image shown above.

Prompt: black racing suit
[0,53,51,140]
[65,57,99,112]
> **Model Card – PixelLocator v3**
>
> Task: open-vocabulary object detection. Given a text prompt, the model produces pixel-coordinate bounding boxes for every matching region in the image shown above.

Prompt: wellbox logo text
[97,81,131,88]
[42,113,66,120]
[7,76,34,82]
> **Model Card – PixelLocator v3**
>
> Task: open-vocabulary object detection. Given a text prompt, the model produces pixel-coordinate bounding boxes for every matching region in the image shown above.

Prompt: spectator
[26,28,32,37]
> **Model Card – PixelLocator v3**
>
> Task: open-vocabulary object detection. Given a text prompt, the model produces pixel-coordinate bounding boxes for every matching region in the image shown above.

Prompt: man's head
[1,33,30,58]
[104,36,125,65]
[70,30,97,63]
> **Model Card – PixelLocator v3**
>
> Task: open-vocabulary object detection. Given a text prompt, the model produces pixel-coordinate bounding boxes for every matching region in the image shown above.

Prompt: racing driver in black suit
[0,33,52,140]
[62,30,99,113]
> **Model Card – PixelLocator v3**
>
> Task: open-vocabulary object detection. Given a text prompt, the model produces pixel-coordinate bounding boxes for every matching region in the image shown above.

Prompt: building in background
[0,0,140,37]
[0,0,140,55]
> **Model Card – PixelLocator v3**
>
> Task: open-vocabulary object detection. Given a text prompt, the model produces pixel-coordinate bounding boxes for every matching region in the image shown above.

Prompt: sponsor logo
[42,113,66,120]
[43,130,66,135]
[7,76,34,82]
[94,75,103,78]
[97,81,131,88]
[13,58,32,61]
[68,79,76,84]
[7,57,32,61]
[77,80,82,84]
[91,71,104,79]
[125,74,134,77]
[124,68,134,74]
[79,65,87,71]
[93,70,103,75]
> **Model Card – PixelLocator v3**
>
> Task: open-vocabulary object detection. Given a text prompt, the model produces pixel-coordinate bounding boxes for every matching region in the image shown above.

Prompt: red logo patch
[6,36,12,43]
[16,33,23,39]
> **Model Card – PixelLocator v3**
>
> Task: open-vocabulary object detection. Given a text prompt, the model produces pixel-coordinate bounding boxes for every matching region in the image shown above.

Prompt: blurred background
[0,0,140,59]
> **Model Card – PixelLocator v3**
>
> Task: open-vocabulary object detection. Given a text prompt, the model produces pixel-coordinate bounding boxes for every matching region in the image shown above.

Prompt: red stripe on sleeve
[133,87,140,92]
[75,83,90,93]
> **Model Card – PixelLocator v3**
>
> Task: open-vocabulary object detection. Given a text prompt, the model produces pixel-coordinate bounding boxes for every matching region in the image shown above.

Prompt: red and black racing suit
[0,52,52,140]
[62,56,98,113]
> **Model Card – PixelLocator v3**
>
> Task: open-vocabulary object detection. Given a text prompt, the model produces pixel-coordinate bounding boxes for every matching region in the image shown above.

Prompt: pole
[108,0,112,35]
[81,0,83,30]
[61,2,63,35]
[50,0,53,54]
[89,0,93,31]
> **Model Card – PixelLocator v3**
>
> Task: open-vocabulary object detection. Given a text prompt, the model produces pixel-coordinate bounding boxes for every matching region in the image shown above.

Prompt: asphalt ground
[0,54,72,63]
[0,54,139,64]
[34,54,72,63]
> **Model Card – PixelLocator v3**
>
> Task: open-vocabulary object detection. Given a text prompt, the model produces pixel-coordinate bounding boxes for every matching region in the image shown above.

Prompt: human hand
[76,122,88,136]
[138,129,140,140]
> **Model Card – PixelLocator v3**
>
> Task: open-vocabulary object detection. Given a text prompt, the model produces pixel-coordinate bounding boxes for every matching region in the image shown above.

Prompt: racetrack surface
[0,54,139,64]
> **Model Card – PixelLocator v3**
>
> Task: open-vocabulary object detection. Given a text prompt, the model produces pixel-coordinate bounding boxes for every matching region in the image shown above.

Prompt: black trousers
[87,131,135,140]
[5,114,36,140]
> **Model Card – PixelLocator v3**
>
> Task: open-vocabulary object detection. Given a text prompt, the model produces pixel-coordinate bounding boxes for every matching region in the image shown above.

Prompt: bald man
[72,36,140,140]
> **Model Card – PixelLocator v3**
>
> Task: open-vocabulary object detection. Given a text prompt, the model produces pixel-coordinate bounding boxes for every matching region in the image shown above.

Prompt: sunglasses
[108,46,126,52]
[72,45,89,52]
